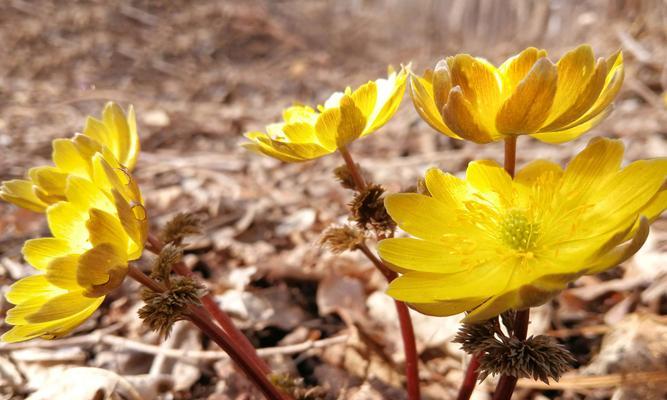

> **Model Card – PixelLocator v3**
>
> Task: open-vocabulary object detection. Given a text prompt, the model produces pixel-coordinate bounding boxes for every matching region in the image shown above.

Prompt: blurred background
[0,0,666,399]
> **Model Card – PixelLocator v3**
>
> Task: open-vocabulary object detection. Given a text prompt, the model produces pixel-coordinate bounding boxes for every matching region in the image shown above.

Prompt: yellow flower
[242,67,408,162]
[0,102,139,212]
[2,148,147,342]
[379,138,666,323]
[410,45,623,144]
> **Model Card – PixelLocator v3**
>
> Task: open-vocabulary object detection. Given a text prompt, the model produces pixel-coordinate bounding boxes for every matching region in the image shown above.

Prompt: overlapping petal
[380,137,666,321]
[243,67,407,162]
[410,45,624,144]
[1,105,147,343]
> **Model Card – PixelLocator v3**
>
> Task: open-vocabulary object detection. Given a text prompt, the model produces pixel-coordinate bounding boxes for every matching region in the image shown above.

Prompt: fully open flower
[2,137,147,342]
[0,102,139,212]
[410,45,623,144]
[379,138,666,323]
[242,67,407,162]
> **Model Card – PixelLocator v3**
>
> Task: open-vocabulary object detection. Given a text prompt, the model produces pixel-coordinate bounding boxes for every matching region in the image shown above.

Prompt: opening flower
[0,102,139,212]
[410,45,623,144]
[2,132,147,343]
[242,67,407,162]
[378,137,666,323]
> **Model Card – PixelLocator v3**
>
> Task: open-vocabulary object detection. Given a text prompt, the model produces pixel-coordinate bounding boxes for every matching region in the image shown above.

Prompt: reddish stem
[357,245,421,400]
[148,235,271,374]
[456,353,481,400]
[394,299,421,400]
[338,146,367,190]
[127,266,289,399]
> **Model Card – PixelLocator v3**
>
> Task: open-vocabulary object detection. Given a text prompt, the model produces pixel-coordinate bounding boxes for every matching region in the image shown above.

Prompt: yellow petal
[432,60,452,112]
[65,175,115,214]
[2,296,104,343]
[585,217,649,275]
[591,158,667,230]
[379,238,473,273]
[448,55,503,136]
[28,166,68,199]
[498,47,548,95]
[87,208,129,249]
[315,96,366,147]
[637,183,667,224]
[442,87,495,143]
[350,81,378,120]
[52,139,89,178]
[125,105,140,170]
[77,243,128,296]
[365,68,408,134]
[282,123,319,143]
[22,238,75,271]
[111,189,147,259]
[559,137,624,205]
[83,116,111,153]
[529,106,610,144]
[247,134,331,162]
[463,285,558,323]
[559,50,624,131]
[496,58,558,135]
[46,202,90,249]
[2,297,103,343]
[102,102,132,167]
[466,160,513,201]
[542,49,608,130]
[6,290,95,324]
[515,160,563,187]
[241,141,307,163]
[0,179,48,212]
[409,299,484,317]
[423,167,467,208]
[5,275,65,305]
[387,258,512,303]
[283,105,318,124]
[384,193,455,241]
[408,73,459,138]
[45,254,81,290]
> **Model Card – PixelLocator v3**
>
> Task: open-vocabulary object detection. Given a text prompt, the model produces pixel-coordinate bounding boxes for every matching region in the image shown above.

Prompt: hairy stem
[147,234,271,374]
[126,266,289,399]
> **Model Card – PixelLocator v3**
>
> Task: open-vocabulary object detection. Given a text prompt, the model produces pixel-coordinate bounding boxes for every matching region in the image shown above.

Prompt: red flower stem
[146,235,271,374]
[127,266,290,400]
[358,244,421,400]
[504,136,517,177]
[456,353,481,400]
[338,146,367,190]
[340,146,421,400]
[492,136,531,400]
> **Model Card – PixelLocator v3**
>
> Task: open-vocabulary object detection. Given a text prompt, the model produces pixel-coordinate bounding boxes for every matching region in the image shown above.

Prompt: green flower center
[500,210,539,252]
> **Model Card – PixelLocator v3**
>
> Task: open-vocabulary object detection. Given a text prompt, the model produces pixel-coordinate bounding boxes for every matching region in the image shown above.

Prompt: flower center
[500,210,539,252]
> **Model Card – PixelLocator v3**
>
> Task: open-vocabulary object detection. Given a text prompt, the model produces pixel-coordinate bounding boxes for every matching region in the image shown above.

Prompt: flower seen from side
[242,67,408,162]
[1,110,147,342]
[410,45,624,144]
